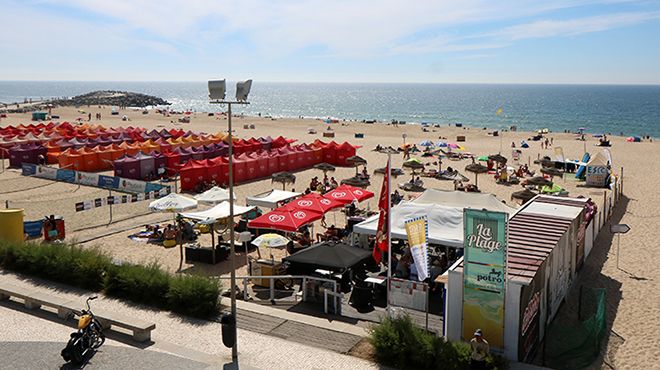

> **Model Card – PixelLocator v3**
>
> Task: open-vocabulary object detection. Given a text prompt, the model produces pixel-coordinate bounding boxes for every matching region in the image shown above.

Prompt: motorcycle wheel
[71,338,85,364]
[91,330,105,349]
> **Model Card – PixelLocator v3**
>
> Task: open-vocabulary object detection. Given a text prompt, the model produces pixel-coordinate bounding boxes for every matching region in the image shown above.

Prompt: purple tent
[68,137,89,148]
[113,155,141,179]
[134,152,156,180]
[9,143,45,168]
[158,129,172,139]
[173,146,192,165]
[189,146,205,160]
[216,141,229,156]
[95,137,112,146]
[202,144,221,159]
[85,138,101,147]
[259,136,273,151]
[152,151,167,177]
[54,139,74,151]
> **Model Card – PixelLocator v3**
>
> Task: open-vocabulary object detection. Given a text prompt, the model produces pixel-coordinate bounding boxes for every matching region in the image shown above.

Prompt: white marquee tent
[246,189,302,209]
[179,201,255,221]
[353,189,517,248]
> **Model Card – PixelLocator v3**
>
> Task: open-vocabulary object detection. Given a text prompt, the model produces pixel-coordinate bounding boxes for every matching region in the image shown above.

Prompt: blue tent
[419,140,434,147]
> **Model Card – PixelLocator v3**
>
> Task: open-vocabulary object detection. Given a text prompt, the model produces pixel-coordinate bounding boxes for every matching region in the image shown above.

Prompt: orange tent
[119,141,141,156]
[95,145,115,170]
[139,139,160,154]
[59,148,86,171]
[80,146,101,172]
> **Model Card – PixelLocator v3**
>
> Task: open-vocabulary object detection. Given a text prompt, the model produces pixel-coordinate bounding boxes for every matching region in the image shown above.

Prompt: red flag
[373,159,390,264]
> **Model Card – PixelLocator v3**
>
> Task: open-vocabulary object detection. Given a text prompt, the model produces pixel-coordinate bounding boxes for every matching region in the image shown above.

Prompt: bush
[0,240,110,291]
[0,241,220,318]
[104,262,171,308]
[369,315,508,370]
[167,274,220,318]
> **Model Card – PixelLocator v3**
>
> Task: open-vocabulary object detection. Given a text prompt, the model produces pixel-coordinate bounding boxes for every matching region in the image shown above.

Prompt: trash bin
[220,313,236,348]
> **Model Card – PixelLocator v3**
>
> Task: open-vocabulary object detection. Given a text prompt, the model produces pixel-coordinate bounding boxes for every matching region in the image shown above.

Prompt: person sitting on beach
[511,141,516,148]
[309,177,319,190]
[360,167,369,180]
[330,177,339,189]
[316,182,325,193]
[454,180,465,191]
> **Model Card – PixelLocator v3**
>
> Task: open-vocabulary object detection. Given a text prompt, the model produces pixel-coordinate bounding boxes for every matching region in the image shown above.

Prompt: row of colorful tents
[177,143,357,190]
[247,185,374,232]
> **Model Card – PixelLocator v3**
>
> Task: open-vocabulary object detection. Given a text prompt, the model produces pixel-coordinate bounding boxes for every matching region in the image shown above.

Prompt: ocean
[1,81,659,137]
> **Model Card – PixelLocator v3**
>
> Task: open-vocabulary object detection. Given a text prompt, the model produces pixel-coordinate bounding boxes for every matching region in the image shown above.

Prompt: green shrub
[369,315,508,370]
[0,240,110,291]
[104,262,171,307]
[167,275,220,318]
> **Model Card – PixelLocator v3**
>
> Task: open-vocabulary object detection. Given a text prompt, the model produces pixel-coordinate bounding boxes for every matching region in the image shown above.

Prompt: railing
[216,275,340,313]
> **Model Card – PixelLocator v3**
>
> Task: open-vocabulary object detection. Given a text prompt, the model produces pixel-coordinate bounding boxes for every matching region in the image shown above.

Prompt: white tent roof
[149,193,197,212]
[587,151,609,166]
[246,189,302,209]
[179,201,255,221]
[410,189,517,214]
[194,186,230,204]
[353,189,517,248]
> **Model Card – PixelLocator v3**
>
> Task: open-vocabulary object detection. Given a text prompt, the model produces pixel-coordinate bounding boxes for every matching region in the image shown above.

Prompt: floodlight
[235,80,252,102]
[208,79,226,100]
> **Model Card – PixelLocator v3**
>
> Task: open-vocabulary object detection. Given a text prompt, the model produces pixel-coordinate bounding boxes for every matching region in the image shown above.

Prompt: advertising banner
[21,163,37,176]
[77,172,99,187]
[97,175,120,189]
[118,178,147,194]
[388,277,428,311]
[462,209,508,348]
[55,169,76,183]
[586,165,608,187]
[404,216,429,281]
[36,165,58,180]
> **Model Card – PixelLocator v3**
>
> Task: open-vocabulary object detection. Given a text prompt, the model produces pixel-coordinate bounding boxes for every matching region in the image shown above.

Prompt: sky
[1,0,659,84]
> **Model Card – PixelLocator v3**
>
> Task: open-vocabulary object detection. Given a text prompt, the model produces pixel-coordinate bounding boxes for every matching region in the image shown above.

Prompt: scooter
[61,296,105,364]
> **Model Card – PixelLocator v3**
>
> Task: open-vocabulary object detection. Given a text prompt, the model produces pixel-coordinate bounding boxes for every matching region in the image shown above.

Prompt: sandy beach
[1,105,659,369]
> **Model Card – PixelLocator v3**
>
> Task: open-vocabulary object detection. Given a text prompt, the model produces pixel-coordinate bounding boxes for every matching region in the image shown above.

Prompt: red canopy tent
[266,151,280,175]
[254,151,270,179]
[322,141,339,165]
[180,159,208,191]
[248,208,323,232]
[206,156,228,186]
[324,184,374,204]
[241,153,259,181]
[281,192,344,214]
[335,141,358,166]
[232,154,247,183]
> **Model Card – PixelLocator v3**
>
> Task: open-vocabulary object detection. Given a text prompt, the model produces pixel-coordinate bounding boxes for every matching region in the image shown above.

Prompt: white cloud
[493,11,660,40]
[40,0,655,57]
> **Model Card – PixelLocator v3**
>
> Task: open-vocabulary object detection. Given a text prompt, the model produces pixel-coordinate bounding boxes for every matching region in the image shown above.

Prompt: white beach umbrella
[149,193,198,213]
[149,193,197,272]
[252,233,290,259]
[194,186,230,205]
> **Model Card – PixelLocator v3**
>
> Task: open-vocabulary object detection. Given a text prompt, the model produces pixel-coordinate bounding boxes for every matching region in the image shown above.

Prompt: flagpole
[386,152,392,316]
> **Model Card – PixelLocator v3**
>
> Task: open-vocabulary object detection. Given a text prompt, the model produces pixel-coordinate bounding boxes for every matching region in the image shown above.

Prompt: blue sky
[1,0,659,83]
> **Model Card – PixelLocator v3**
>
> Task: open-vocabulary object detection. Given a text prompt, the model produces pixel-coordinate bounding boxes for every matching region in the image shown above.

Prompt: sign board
[586,165,608,187]
[462,209,508,348]
[389,277,428,311]
[610,224,630,234]
[404,216,429,281]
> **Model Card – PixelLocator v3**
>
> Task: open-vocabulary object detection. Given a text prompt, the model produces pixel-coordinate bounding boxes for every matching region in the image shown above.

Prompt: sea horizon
[2,80,659,137]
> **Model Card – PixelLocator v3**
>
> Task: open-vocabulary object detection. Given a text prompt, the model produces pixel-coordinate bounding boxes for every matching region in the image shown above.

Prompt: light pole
[209,79,252,363]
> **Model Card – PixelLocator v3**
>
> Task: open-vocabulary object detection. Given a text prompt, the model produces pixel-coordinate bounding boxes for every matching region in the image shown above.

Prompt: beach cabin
[443,196,594,362]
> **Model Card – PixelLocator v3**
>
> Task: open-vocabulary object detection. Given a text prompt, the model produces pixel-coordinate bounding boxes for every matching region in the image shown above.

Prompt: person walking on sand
[470,329,489,370]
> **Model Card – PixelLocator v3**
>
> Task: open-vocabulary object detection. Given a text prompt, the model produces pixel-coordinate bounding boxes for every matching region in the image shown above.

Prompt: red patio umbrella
[248,208,323,232]
[280,193,344,214]
[323,184,374,204]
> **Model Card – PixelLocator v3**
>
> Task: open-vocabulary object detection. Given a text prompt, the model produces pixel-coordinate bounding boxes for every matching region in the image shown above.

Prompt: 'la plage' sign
[462,209,508,348]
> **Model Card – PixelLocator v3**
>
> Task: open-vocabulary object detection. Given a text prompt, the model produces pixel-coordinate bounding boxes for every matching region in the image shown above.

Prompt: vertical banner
[404,216,429,281]
[463,209,508,348]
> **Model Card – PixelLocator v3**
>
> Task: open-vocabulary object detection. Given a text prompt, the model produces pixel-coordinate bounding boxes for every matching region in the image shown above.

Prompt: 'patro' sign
[462,209,508,348]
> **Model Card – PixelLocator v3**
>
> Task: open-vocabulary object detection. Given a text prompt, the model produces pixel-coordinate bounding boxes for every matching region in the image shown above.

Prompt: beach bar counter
[444,195,598,361]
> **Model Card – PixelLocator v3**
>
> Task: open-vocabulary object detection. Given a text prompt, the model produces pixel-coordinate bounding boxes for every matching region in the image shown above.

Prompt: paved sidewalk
[0,271,377,370]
